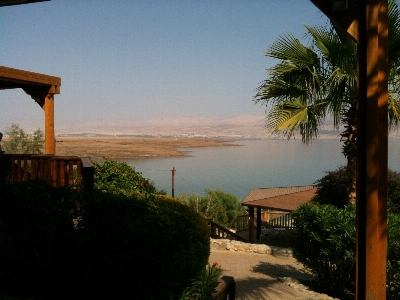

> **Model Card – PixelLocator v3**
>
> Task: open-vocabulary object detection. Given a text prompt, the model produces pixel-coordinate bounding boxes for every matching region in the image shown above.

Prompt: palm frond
[388,93,400,129]
[266,99,325,143]
[266,33,319,69]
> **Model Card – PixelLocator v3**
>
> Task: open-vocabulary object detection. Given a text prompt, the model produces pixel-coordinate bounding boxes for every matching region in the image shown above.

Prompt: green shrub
[0,160,211,299]
[78,191,210,299]
[387,213,400,299]
[312,166,353,208]
[2,123,44,154]
[179,262,222,300]
[92,158,157,198]
[292,203,356,298]
[0,180,80,299]
[388,170,400,214]
[313,167,400,213]
[293,203,400,299]
[176,189,245,227]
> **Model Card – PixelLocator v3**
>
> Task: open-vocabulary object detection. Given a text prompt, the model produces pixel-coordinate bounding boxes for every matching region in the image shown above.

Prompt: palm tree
[255,0,400,174]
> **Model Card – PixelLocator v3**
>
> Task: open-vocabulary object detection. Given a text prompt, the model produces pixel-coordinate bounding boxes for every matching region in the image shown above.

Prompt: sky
[0,0,329,133]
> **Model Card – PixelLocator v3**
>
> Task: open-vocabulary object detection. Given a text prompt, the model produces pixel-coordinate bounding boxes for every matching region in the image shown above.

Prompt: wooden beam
[0,0,49,7]
[248,207,254,244]
[310,0,358,40]
[0,66,61,91]
[256,208,261,241]
[356,1,388,299]
[309,1,389,298]
[41,94,55,155]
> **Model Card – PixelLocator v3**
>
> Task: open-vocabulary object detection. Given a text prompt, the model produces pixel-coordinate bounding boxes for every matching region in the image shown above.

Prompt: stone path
[209,249,337,300]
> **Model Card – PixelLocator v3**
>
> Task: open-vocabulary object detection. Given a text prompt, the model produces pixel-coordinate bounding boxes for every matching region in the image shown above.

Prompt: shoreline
[54,136,243,159]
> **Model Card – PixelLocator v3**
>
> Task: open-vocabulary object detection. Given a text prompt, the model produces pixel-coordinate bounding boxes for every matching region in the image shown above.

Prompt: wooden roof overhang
[0,66,61,154]
[241,186,316,212]
[0,0,49,7]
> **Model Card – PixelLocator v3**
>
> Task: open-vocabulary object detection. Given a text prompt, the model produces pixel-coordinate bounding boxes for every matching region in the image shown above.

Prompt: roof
[0,66,61,100]
[0,0,49,7]
[241,186,317,212]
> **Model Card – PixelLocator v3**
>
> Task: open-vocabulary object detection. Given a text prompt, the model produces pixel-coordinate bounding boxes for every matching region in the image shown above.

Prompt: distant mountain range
[56,114,345,139]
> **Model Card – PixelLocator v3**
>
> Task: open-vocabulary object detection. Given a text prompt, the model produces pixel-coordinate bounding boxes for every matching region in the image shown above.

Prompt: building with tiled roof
[241,185,317,212]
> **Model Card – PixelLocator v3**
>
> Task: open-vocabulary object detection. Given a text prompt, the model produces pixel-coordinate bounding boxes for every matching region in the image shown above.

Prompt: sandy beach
[54,136,239,158]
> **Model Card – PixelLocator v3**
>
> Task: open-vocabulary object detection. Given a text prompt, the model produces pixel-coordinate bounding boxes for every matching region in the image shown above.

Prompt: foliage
[0,156,211,299]
[92,158,157,199]
[0,158,211,299]
[254,0,400,170]
[2,123,44,154]
[312,167,400,211]
[292,203,356,298]
[312,166,353,208]
[176,189,245,227]
[179,262,222,300]
[78,191,210,299]
[0,180,80,299]
[388,170,400,214]
[387,213,400,299]
[292,203,400,299]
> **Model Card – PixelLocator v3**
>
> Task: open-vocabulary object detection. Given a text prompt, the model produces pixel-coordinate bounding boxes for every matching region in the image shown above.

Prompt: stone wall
[210,238,293,257]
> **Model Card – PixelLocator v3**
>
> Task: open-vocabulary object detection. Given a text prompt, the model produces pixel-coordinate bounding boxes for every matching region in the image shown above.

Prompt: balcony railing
[1,154,93,191]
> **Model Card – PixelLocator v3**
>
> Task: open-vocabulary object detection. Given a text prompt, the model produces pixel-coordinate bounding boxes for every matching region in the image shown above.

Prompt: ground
[53,136,239,158]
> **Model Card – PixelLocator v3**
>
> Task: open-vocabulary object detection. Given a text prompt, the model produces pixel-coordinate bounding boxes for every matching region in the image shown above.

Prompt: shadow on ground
[232,277,305,300]
[252,261,314,281]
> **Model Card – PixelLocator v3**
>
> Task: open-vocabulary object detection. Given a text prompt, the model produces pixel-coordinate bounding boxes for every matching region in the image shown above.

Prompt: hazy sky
[0,0,328,132]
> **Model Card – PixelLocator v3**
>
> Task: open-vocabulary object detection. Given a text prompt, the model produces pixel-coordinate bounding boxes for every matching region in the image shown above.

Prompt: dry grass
[54,137,239,158]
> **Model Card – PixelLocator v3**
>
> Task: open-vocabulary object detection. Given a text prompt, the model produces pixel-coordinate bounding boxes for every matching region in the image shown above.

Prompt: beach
[54,136,239,158]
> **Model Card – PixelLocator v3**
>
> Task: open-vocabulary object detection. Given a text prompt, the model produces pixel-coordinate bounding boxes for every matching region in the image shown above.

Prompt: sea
[119,138,400,200]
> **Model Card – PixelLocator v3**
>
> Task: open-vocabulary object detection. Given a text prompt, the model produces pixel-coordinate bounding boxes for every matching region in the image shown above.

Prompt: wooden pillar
[356,1,388,299]
[256,208,261,241]
[42,94,55,155]
[248,207,254,243]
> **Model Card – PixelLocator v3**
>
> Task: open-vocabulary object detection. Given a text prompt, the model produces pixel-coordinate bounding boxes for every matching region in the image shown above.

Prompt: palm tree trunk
[340,100,357,204]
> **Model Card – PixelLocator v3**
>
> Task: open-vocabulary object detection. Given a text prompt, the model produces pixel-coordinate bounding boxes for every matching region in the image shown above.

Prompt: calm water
[119,138,400,200]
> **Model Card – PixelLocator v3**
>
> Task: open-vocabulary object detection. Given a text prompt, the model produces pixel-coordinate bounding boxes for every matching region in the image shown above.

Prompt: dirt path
[209,249,333,300]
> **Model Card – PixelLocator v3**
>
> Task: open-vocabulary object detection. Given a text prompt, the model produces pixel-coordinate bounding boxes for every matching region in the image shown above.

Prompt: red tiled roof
[241,186,316,212]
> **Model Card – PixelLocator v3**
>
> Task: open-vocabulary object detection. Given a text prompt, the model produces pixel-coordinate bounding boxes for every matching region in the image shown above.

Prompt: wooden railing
[1,154,94,192]
[231,212,295,232]
[263,213,294,229]
[208,219,248,242]
[228,214,249,232]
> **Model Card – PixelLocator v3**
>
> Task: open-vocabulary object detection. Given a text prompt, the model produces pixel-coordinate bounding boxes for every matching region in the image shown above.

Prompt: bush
[388,170,400,214]
[387,213,400,299]
[78,191,210,299]
[179,262,222,300]
[313,167,400,212]
[292,203,400,299]
[176,189,245,227]
[92,158,157,198]
[0,160,211,300]
[292,203,356,298]
[0,180,80,299]
[2,123,44,154]
[312,166,353,208]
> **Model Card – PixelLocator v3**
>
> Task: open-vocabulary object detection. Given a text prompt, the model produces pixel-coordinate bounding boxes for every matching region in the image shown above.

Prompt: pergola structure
[310,1,388,299]
[0,66,61,154]
[242,186,316,242]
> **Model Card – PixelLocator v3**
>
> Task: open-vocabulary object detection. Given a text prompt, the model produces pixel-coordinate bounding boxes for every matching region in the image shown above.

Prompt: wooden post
[356,1,388,299]
[256,207,261,241]
[171,166,176,198]
[309,1,389,298]
[42,94,55,155]
[248,207,254,243]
